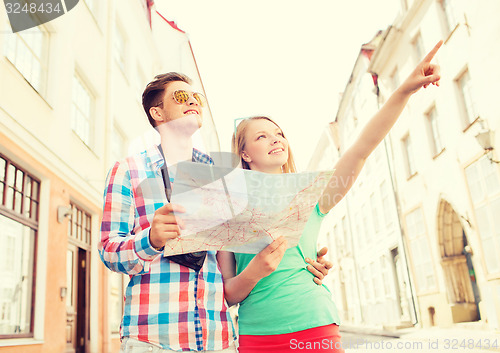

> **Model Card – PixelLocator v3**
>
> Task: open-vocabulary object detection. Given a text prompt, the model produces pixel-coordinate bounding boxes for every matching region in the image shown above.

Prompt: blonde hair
[232,116,297,173]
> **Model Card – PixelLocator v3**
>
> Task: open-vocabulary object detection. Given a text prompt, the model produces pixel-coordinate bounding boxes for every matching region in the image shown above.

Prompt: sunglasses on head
[233,117,246,136]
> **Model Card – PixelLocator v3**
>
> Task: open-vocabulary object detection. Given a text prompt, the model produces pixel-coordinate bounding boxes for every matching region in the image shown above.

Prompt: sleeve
[98,160,161,275]
[315,202,329,217]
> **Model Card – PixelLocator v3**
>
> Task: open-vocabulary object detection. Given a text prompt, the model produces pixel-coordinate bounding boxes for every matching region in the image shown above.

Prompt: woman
[217,41,443,353]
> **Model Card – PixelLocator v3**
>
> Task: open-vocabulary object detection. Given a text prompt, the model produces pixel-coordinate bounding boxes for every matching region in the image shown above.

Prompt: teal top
[234,204,340,335]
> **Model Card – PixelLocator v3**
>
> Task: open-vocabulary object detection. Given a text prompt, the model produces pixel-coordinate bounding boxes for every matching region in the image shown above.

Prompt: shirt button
[148,347,153,352]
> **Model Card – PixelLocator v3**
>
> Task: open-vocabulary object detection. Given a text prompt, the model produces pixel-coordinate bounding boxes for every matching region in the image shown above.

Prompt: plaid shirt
[99,145,236,351]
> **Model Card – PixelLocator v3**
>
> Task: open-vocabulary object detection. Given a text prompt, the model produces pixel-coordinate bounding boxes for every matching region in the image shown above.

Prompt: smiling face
[240,118,290,174]
[150,80,203,129]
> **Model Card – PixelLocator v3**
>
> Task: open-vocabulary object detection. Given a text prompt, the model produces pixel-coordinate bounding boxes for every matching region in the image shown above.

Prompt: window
[362,204,370,244]
[365,156,371,174]
[114,25,126,73]
[0,155,40,337]
[341,216,351,254]
[135,66,148,102]
[380,180,392,227]
[112,125,126,162]
[402,134,416,177]
[465,157,500,273]
[352,94,360,119]
[68,203,92,246]
[374,145,382,165]
[325,231,335,263]
[370,192,380,233]
[440,0,459,33]
[71,74,94,147]
[380,256,391,296]
[412,33,424,64]
[361,266,371,302]
[333,225,340,260]
[456,69,478,126]
[370,261,381,300]
[355,212,365,248]
[344,108,356,139]
[425,106,444,156]
[3,25,47,94]
[406,208,436,292]
[390,67,400,93]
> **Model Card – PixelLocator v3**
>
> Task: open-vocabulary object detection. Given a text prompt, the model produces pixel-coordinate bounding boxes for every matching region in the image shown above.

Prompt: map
[162,162,335,255]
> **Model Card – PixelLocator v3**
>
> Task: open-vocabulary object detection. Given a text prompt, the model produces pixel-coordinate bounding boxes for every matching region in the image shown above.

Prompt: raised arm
[318,40,443,214]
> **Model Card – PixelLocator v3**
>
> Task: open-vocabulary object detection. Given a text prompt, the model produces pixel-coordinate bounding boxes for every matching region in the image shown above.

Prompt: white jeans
[120,338,237,353]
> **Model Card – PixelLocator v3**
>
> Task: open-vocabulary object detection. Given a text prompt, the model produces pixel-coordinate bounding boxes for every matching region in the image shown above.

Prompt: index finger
[422,40,443,63]
[156,203,186,215]
[276,236,287,248]
[265,236,287,253]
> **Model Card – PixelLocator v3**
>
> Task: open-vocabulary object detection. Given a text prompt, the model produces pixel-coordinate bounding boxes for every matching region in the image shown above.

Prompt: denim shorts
[120,337,237,353]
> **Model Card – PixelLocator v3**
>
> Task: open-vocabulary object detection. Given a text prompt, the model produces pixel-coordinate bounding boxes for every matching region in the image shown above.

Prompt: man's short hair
[142,72,192,128]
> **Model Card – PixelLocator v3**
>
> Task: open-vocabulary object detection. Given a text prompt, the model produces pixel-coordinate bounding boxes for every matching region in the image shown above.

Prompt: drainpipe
[328,121,365,323]
[373,76,419,326]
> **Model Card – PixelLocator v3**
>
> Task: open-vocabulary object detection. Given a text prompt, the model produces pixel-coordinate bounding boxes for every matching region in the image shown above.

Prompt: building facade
[0,1,219,352]
[308,34,417,331]
[309,0,500,331]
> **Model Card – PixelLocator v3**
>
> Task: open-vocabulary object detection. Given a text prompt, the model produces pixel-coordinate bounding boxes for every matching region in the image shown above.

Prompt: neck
[157,126,193,165]
[250,165,283,174]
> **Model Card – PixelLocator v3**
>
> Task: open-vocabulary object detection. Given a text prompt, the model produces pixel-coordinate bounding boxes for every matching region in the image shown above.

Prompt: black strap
[157,145,207,271]
[158,145,173,202]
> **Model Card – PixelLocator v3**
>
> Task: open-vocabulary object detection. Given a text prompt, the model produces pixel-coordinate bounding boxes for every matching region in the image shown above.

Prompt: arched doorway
[437,200,480,323]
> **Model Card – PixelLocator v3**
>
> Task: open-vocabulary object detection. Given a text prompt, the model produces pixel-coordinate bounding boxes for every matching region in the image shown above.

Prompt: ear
[150,106,166,123]
[241,151,252,163]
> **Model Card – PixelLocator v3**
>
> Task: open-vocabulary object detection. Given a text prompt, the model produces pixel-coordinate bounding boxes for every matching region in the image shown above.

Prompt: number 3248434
[6,2,63,14]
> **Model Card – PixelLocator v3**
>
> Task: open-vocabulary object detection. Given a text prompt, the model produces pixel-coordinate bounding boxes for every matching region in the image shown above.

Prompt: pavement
[339,323,500,353]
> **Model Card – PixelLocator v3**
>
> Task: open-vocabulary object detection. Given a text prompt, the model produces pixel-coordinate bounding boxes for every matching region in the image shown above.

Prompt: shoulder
[107,146,154,180]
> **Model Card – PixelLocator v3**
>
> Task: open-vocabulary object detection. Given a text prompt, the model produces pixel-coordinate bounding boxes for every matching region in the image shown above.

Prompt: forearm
[218,240,287,306]
[99,227,160,275]
[99,161,160,275]
[319,88,410,213]
[355,38,443,158]
[321,41,442,213]
[355,87,411,159]
[223,269,261,306]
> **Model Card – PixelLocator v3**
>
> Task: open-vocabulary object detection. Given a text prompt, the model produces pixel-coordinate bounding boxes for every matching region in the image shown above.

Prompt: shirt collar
[145,145,213,172]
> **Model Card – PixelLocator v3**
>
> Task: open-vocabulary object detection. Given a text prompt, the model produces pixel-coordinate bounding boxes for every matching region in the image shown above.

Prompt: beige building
[0,1,219,352]
[309,34,417,330]
[309,0,500,331]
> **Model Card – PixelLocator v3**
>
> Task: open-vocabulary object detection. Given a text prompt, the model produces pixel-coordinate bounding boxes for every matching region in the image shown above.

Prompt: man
[99,72,331,352]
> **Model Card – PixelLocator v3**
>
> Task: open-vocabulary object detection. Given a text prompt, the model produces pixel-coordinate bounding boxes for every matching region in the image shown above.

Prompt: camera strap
[157,145,207,271]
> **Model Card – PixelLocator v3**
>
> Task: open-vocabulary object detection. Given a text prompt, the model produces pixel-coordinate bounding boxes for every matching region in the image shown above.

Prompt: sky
[156,0,401,170]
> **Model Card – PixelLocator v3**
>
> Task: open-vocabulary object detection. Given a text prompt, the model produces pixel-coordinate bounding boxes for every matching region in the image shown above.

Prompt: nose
[271,135,281,144]
[186,94,199,106]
